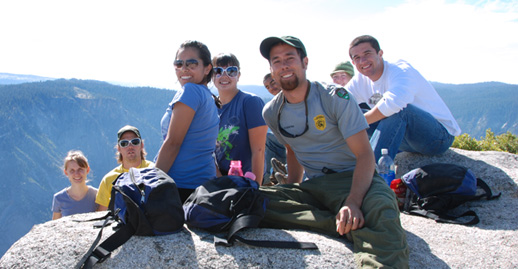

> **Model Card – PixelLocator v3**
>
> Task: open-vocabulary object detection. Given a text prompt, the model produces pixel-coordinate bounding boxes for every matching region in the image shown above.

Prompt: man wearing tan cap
[95,125,154,210]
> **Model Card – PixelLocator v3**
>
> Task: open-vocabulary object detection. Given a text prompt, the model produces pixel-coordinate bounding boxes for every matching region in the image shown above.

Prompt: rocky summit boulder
[1,148,517,268]
[0,214,355,268]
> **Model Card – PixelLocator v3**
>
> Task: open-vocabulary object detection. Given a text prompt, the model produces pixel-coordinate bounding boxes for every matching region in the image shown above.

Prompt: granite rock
[1,148,517,268]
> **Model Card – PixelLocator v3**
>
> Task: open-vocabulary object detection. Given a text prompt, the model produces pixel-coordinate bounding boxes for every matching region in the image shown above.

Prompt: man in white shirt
[346,35,461,162]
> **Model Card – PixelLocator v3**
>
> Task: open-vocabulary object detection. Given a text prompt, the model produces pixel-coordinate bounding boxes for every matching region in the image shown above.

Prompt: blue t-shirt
[159,83,219,189]
[52,186,98,217]
[216,90,266,174]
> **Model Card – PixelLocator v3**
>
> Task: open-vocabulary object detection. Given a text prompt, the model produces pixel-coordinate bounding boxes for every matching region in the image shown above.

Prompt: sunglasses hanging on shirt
[212,94,222,109]
[277,82,310,138]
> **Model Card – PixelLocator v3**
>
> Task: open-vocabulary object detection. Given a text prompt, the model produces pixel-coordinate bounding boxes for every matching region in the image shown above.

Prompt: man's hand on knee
[335,204,364,236]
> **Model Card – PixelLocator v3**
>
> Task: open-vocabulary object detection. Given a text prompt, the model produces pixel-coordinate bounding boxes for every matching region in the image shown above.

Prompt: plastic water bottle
[228,160,243,176]
[377,148,395,185]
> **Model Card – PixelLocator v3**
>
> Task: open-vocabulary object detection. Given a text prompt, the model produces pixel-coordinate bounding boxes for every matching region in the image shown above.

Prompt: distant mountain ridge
[0,75,516,256]
[0,79,175,256]
[0,73,55,84]
[433,81,518,138]
[2,73,517,139]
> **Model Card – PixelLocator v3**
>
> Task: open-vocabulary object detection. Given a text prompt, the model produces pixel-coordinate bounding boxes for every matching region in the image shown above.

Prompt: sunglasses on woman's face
[118,138,141,148]
[174,59,199,69]
[213,66,239,78]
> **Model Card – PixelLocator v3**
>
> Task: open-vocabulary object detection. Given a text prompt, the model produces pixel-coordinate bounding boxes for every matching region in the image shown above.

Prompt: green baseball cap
[117,125,141,141]
[260,36,307,60]
[330,61,355,77]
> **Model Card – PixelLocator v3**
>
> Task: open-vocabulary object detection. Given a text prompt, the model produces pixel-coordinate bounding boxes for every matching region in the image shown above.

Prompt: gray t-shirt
[262,81,368,179]
[52,186,98,217]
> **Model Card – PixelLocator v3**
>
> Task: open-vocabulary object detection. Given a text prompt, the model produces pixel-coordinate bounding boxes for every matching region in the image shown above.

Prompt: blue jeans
[369,104,454,161]
[264,133,286,183]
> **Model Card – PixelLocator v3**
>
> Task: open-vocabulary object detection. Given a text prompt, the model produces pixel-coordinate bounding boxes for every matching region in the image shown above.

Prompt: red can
[390,178,407,209]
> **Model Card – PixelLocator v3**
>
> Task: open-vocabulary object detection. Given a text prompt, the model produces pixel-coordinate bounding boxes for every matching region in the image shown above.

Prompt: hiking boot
[271,158,287,175]
[274,172,288,185]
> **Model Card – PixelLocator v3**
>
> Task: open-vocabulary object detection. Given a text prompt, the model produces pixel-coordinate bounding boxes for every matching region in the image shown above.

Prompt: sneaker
[274,172,288,185]
[270,174,279,184]
[271,158,287,175]
[266,174,278,186]
[263,181,277,186]
[261,173,278,186]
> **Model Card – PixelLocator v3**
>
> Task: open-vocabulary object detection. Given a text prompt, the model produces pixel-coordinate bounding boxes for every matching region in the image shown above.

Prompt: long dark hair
[177,40,213,85]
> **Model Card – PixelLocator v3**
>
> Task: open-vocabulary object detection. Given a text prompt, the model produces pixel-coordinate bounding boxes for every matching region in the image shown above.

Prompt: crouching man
[258,35,409,268]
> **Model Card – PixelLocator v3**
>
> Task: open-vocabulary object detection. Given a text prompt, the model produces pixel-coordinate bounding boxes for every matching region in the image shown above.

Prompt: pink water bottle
[228,160,243,176]
[244,171,256,181]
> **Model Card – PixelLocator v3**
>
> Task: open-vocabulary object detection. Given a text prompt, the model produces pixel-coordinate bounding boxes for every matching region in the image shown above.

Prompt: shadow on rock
[406,230,449,268]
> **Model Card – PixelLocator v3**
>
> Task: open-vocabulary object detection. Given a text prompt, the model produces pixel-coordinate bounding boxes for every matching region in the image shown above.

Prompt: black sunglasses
[277,84,310,138]
[174,59,199,69]
[119,138,141,148]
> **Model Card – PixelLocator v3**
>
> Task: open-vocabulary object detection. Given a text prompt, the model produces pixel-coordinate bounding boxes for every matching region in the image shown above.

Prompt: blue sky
[1,0,517,89]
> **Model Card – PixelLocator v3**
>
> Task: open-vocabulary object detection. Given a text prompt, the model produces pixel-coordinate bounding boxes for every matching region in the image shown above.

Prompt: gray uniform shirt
[262,81,368,179]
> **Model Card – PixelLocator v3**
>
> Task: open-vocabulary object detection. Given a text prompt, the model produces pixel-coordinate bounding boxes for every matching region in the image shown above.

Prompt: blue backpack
[110,167,184,235]
[401,163,501,225]
[183,175,317,249]
[77,167,184,268]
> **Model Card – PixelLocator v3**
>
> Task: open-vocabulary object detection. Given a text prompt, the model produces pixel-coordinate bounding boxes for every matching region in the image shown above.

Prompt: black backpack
[183,175,318,249]
[401,163,501,225]
[76,167,184,268]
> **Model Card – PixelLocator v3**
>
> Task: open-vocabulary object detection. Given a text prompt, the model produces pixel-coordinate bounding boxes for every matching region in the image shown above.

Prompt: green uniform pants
[259,171,409,268]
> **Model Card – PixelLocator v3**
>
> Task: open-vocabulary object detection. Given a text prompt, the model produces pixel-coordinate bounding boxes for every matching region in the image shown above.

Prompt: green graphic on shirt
[217,125,239,161]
